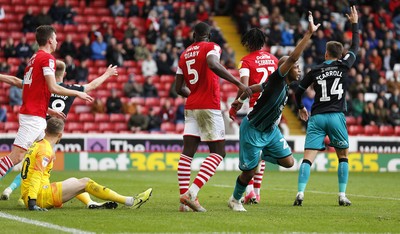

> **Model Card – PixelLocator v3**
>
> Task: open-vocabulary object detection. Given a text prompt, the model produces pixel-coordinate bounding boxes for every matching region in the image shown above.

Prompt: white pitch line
[212,184,400,201]
[0,212,95,234]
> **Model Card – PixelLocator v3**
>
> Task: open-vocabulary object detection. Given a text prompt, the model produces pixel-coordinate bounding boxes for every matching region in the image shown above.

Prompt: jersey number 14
[317,78,343,102]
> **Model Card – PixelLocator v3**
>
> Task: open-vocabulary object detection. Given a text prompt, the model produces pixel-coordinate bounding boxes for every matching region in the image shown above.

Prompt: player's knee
[80,177,91,184]
[279,156,294,168]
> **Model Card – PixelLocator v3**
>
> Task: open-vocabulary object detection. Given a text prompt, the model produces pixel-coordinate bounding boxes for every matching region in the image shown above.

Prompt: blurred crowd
[234,0,400,127]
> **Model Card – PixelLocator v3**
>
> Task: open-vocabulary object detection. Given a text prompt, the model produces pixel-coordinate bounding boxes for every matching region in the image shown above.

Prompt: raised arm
[279,11,320,76]
[83,65,118,93]
[45,74,93,102]
[347,6,359,55]
[0,74,23,88]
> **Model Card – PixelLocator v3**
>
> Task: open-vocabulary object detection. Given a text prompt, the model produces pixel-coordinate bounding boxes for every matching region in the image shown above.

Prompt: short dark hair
[241,28,266,51]
[194,22,210,37]
[46,117,64,136]
[36,25,56,46]
[326,41,343,59]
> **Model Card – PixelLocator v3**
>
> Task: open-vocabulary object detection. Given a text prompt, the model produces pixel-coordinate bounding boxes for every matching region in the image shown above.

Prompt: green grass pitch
[0,171,399,233]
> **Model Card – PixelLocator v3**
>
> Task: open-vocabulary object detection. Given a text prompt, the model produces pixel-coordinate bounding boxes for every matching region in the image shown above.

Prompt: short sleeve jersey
[238,50,278,107]
[20,50,56,118]
[176,41,222,110]
[298,51,356,115]
[20,139,54,201]
[49,83,84,116]
[248,67,289,132]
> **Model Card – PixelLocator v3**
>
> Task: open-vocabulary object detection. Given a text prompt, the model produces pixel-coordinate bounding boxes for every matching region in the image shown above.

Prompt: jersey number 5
[317,78,343,102]
[186,59,199,84]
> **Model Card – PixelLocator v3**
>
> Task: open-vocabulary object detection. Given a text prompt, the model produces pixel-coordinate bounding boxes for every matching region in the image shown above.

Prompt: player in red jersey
[0,25,93,180]
[1,60,118,202]
[234,28,279,205]
[175,22,252,212]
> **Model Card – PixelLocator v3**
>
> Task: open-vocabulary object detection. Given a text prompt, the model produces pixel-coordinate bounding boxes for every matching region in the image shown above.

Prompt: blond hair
[55,60,66,79]
[46,117,65,136]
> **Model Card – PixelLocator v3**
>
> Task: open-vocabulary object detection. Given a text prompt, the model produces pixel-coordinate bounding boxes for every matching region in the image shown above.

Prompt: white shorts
[13,114,47,150]
[184,109,225,141]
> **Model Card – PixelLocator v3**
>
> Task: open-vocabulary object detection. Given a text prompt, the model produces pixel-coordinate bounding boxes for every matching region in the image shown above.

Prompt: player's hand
[229,107,237,121]
[307,11,321,34]
[77,92,94,103]
[239,85,253,99]
[298,107,309,122]
[28,199,48,211]
[105,65,118,77]
[47,108,66,120]
[346,6,358,24]
[30,205,48,211]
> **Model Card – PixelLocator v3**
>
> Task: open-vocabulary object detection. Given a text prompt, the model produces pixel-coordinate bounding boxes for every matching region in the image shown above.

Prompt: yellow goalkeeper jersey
[20,139,54,201]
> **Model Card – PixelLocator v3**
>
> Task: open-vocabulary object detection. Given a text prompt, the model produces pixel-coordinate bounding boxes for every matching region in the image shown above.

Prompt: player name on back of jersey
[184,45,200,59]
[316,69,343,80]
[51,93,68,100]
[255,54,275,66]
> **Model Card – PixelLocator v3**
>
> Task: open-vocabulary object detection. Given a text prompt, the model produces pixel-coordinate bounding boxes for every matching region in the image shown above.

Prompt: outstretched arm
[207,54,252,97]
[0,74,23,88]
[83,65,118,93]
[342,6,359,68]
[229,84,262,120]
[45,74,94,102]
[347,6,359,55]
[279,11,320,76]
[47,108,66,120]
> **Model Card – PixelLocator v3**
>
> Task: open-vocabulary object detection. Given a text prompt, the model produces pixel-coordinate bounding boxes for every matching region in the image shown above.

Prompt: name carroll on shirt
[316,69,343,80]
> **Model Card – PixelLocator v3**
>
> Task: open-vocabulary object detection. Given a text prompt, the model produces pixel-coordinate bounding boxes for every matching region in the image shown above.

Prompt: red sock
[177,154,192,195]
[0,156,14,177]
[254,160,265,195]
[254,160,265,192]
[193,153,223,189]
[248,179,254,186]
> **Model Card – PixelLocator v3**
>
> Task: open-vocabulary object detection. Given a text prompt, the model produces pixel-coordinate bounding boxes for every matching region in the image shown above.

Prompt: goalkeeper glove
[28,199,48,211]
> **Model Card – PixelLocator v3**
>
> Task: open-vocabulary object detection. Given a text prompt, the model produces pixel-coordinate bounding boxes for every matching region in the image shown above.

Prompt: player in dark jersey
[227,12,320,212]
[1,60,118,204]
[293,6,359,207]
[48,60,117,117]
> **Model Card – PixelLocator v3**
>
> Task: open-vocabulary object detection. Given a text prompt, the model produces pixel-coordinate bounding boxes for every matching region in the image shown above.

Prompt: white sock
[297,192,304,196]
[338,192,345,197]
[125,197,134,206]
[245,184,253,194]
[86,201,100,208]
[188,184,200,199]
[254,188,260,195]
